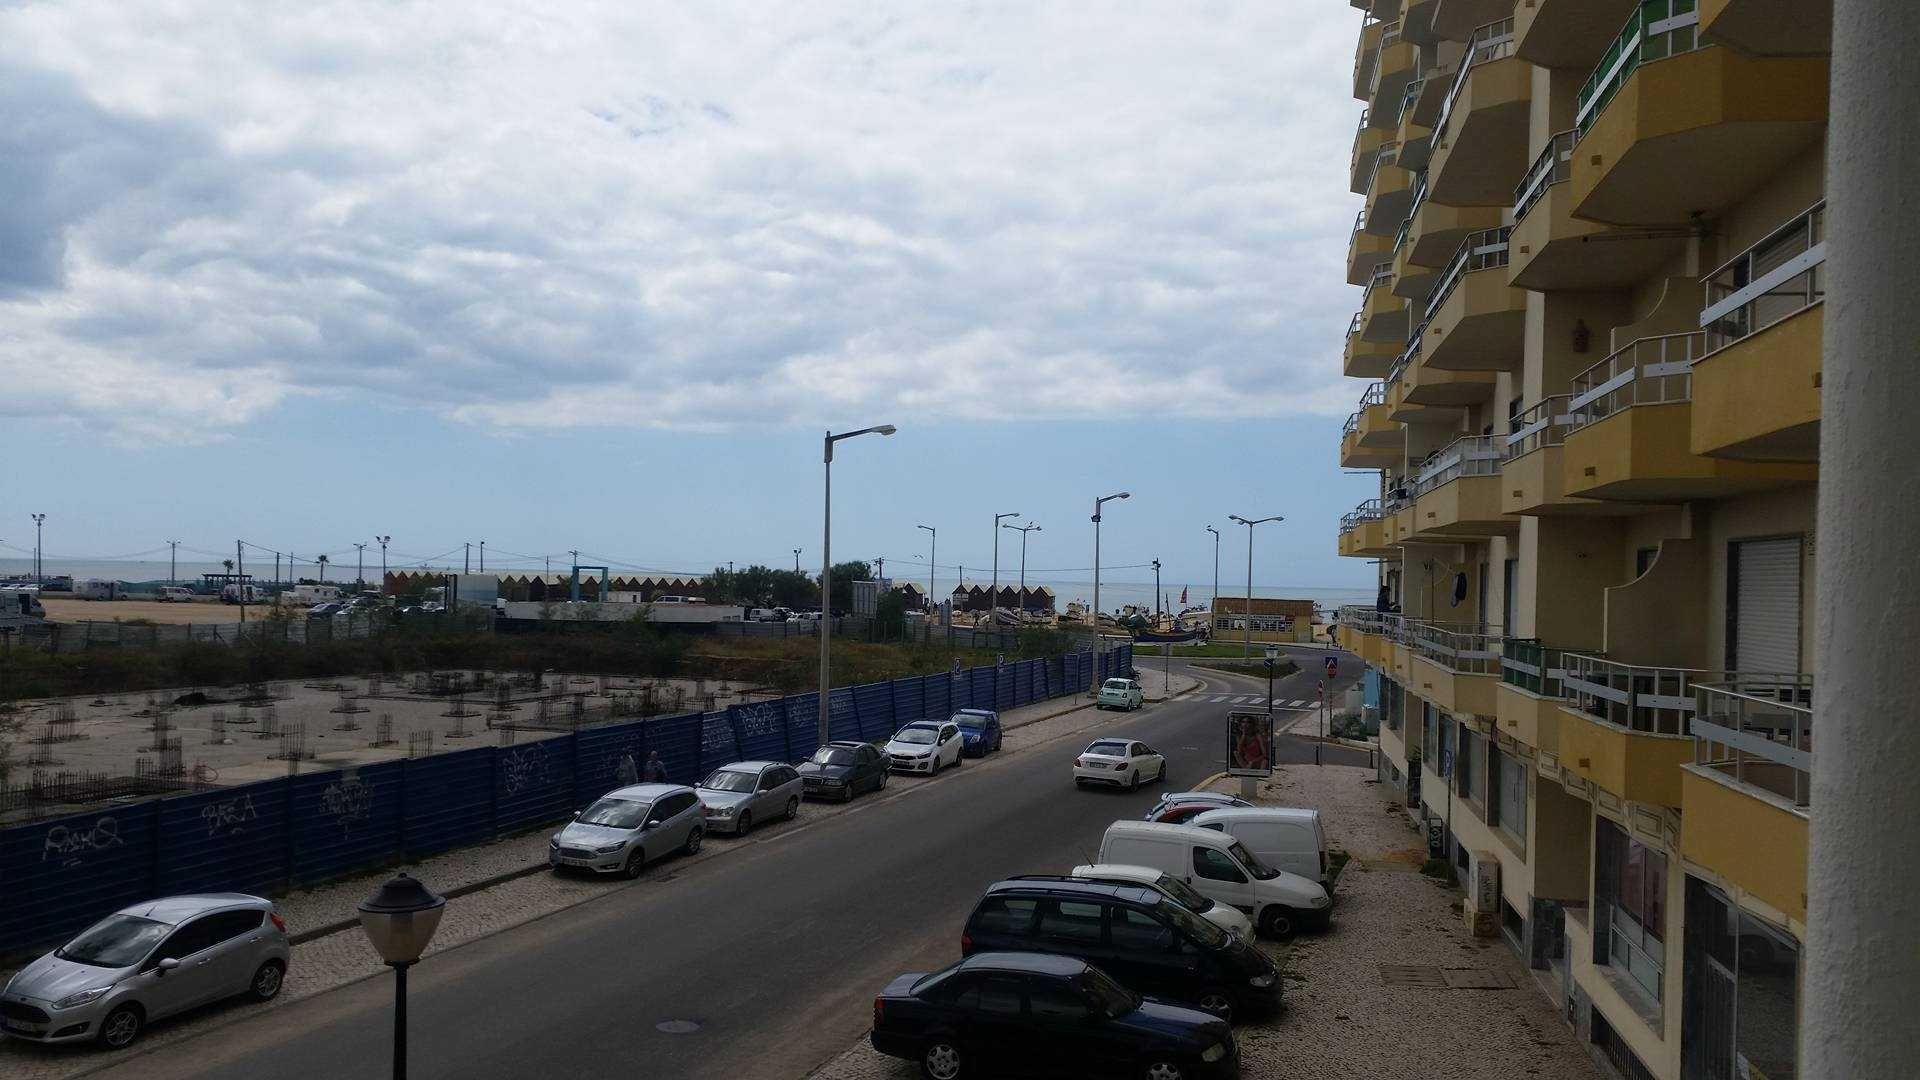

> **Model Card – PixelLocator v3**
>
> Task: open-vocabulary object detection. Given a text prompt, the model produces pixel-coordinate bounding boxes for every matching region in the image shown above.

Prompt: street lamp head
[357,873,446,966]
[874,424,897,436]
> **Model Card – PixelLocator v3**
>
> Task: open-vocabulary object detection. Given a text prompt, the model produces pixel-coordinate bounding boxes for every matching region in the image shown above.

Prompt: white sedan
[884,721,965,775]
[1072,738,1166,791]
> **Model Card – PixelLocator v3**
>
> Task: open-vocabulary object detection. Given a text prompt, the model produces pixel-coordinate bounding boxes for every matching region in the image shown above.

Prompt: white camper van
[71,578,120,600]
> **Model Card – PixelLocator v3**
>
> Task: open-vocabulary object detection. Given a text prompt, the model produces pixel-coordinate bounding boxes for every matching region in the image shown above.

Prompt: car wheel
[683,827,703,856]
[1259,905,1297,940]
[994,734,1003,751]
[876,770,889,791]
[930,757,940,776]
[736,810,752,837]
[921,1040,965,1080]
[622,847,646,880]
[1157,761,1167,783]
[1142,1059,1188,1080]
[1128,769,1140,792]
[249,959,285,1002]
[1195,989,1234,1023]
[785,796,800,821]
[99,1004,143,1050]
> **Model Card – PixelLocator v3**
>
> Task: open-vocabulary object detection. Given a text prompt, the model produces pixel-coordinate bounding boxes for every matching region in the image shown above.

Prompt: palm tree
[222,558,234,574]
[316,554,330,582]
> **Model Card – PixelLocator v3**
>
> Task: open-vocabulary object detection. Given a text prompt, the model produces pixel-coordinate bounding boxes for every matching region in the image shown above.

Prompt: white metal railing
[1424,226,1511,322]
[1364,265,1396,311]
[1398,78,1425,127]
[1365,141,1403,196]
[1577,0,1701,138]
[1410,621,1499,675]
[1693,678,1813,808]
[1501,639,1575,698]
[1503,395,1577,460]
[1701,201,1826,353]
[1414,434,1503,497]
[1564,332,1703,432]
[1562,653,1788,736]
[1359,381,1386,410]
[1433,18,1517,146]
[1513,130,1576,223]
[1340,499,1387,532]
[1370,20,1406,97]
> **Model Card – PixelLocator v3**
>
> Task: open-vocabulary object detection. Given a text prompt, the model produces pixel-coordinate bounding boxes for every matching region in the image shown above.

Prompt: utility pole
[167,540,181,585]
[874,556,884,584]
[355,542,367,588]
[275,552,281,587]
[376,536,391,595]
[793,548,802,573]
[237,540,246,625]
[479,541,485,573]
[1152,559,1162,621]
[992,511,1020,613]
[464,542,470,574]
[31,514,45,584]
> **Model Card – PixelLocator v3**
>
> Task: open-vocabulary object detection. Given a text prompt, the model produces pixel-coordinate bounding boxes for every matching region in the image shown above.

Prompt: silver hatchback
[549,783,705,878]
[1,894,290,1050]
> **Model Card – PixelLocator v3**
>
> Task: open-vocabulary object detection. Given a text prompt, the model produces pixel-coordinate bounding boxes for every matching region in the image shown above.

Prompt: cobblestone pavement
[0,672,1200,1080]
[809,760,1597,1080]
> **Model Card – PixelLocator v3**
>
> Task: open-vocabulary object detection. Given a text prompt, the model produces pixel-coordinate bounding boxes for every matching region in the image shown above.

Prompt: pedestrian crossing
[1195,694,1315,708]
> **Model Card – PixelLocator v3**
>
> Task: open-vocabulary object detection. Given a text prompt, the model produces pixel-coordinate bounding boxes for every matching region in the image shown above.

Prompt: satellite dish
[1450,572,1468,608]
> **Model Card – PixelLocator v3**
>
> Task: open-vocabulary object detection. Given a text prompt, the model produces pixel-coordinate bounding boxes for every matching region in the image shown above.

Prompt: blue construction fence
[0,644,1130,959]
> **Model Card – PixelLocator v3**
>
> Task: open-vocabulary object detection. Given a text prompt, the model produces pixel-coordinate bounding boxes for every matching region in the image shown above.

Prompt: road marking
[1290,699,1308,707]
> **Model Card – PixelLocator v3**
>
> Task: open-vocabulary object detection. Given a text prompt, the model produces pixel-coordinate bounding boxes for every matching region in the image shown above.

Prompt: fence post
[284,776,298,890]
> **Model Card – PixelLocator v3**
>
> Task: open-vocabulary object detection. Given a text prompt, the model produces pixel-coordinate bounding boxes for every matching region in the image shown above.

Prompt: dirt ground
[40,597,264,625]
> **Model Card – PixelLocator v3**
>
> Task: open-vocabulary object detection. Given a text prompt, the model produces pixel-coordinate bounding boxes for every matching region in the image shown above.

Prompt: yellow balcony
[1559,653,1755,806]
[1431,0,1518,41]
[1517,0,1640,72]
[1700,0,1831,58]
[1683,680,1813,923]
[1409,435,1514,537]
[1418,227,1525,373]
[1495,642,1572,753]
[1341,382,1400,468]
[1346,320,1399,379]
[1404,343,1498,408]
[1560,333,1814,501]
[1393,78,1434,172]
[1407,196,1503,273]
[1354,20,1386,101]
[1693,202,1824,462]
[1359,267,1411,343]
[1382,348,1457,423]
[1362,145,1416,234]
[1391,235,1436,304]
[1348,213,1396,286]
[1427,19,1532,208]
[1339,501,1395,557]
[1365,0,1405,24]
[1351,119,1390,193]
[1500,397,1638,516]
[1509,130,1686,290]
[1570,10,1829,227]
[1370,25,1419,119]
[1407,622,1500,716]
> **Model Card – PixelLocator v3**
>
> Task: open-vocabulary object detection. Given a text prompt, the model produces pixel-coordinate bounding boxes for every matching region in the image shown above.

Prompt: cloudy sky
[1,2,1377,599]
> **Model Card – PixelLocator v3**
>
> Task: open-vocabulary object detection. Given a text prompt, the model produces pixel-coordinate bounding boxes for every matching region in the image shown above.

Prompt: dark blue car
[952,709,1003,756]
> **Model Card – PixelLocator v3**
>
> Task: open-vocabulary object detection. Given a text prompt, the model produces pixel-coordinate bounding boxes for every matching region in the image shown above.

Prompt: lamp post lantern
[358,873,446,1080]
[819,424,897,746]
[1091,492,1130,689]
[793,548,802,573]
[991,512,1020,613]
[1227,515,1285,658]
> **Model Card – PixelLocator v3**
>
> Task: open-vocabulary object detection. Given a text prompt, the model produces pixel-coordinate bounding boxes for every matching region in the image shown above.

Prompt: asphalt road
[88,656,1365,1080]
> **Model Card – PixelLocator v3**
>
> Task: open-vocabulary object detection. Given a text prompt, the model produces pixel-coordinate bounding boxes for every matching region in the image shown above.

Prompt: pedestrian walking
[641,750,668,783]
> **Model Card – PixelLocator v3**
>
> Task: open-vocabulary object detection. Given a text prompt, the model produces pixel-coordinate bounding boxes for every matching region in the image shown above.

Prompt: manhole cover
[1442,968,1515,989]
[1378,964,1447,988]
[655,1019,702,1034]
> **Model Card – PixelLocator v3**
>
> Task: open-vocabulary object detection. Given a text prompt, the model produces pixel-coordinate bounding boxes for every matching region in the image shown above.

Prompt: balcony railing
[1693,678,1814,808]
[1562,653,1787,736]
[1576,0,1702,139]
[1701,200,1826,354]
[1503,395,1576,460]
[1370,20,1406,97]
[1348,310,1363,337]
[1433,18,1516,146]
[1410,621,1498,675]
[1336,605,1385,637]
[1398,78,1424,127]
[1364,264,1396,304]
[1413,434,1503,497]
[1564,332,1703,433]
[1344,382,1386,441]
[1513,130,1575,224]
[1364,141,1403,195]
[1424,226,1512,323]
[1382,613,1412,644]
[1502,639,1574,698]
[1340,499,1387,532]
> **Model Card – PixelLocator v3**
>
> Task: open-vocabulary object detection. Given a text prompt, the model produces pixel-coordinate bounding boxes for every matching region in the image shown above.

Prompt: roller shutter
[1730,538,1801,673]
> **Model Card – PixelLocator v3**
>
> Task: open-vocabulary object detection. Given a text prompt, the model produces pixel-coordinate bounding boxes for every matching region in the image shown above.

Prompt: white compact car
[1072,738,1166,791]
[884,721,965,775]
[1096,678,1144,710]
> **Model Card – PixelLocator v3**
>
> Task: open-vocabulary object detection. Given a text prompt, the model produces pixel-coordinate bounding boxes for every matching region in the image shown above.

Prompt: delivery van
[1190,807,1332,891]
[1098,820,1330,939]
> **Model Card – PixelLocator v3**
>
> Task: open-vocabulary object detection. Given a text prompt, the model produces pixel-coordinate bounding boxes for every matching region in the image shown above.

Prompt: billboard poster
[1226,710,1274,778]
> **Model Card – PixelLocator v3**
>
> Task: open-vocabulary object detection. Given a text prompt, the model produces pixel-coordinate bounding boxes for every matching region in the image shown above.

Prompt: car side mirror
[157,957,181,975]
[570,810,581,820]
[642,820,660,830]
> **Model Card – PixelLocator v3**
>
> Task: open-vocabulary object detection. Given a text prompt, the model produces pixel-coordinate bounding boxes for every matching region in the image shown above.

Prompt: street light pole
[820,424,898,747]
[358,874,446,1080]
[916,525,936,611]
[1228,515,1285,658]
[167,540,181,586]
[793,548,802,573]
[376,536,391,596]
[1152,558,1162,621]
[31,514,45,584]
[1002,522,1040,603]
[991,512,1019,613]
[1205,525,1220,626]
[356,542,367,588]
[1091,492,1130,689]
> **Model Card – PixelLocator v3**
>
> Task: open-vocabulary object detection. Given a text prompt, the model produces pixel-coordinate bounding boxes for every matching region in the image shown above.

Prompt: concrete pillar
[1804,2,1920,1076]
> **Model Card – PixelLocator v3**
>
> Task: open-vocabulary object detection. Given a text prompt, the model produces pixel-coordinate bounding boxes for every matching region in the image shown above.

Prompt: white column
[1805,2,1920,1076]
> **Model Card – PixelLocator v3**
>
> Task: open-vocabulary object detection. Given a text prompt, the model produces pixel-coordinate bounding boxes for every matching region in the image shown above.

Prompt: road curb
[289,860,553,946]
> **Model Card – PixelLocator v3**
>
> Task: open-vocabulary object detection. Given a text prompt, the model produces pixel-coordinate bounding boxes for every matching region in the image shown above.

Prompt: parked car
[1099,821,1329,939]
[960,878,1280,1023]
[154,587,194,603]
[548,783,704,878]
[870,952,1237,1080]
[884,721,964,775]
[0,894,289,1049]
[797,740,890,801]
[1096,678,1144,711]
[1191,807,1333,895]
[1144,791,1251,822]
[1066,864,1255,940]
[1147,802,1230,826]
[1072,738,1166,791]
[306,603,342,618]
[952,709,1003,756]
[695,761,804,836]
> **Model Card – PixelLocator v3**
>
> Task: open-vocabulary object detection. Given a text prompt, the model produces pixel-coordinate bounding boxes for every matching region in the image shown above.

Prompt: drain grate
[1379,964,1448,988]
[1442,968,1515,990]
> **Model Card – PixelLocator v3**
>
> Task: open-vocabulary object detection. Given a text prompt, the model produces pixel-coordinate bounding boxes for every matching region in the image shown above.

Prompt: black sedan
[871,952,1237,1080]
[797,740,890,801]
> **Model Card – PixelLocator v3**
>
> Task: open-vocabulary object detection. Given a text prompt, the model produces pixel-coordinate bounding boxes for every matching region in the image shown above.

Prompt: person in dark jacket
[641,750,668,783]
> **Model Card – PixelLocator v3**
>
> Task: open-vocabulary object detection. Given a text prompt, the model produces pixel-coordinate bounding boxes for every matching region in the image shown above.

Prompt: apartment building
[1334,2,1825,1078]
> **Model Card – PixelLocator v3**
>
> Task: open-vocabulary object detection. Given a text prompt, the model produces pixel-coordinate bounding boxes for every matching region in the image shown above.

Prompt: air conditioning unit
[1465,850,1501,937]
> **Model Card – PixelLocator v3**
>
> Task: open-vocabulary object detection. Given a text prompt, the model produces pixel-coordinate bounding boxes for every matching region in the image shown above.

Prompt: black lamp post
[358,874,446,1080]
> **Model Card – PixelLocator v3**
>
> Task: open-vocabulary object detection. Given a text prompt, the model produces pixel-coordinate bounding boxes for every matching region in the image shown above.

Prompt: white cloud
[0,1,1366,440]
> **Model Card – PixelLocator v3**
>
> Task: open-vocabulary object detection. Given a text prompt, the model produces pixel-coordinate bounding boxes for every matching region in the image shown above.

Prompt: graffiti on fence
[501,745,550,796]
[41,816,125,867]
[201,793,260,839]
[321,770,373,837]
[734,702,780,740]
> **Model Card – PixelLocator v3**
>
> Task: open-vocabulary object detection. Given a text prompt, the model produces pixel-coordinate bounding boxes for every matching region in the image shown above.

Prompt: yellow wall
[1603,534,1710,669]
[1680,767,1809,924]
[1698,485,1817,673]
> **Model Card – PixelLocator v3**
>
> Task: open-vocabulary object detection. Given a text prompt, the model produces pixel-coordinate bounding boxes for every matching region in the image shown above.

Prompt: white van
[1191,807,1332,891]
[155,586,195,602]
[1098,820,1330,939]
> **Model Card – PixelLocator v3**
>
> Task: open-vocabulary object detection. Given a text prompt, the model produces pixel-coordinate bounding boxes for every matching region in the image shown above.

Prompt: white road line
[1290,699,1308,707]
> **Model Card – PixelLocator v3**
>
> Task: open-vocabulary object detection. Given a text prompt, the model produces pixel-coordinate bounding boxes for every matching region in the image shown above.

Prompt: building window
[1683,878,1801,1080]
[1490,747,1527,853]
[1457,725,1478,802]
[1596,818,1666,1003]
[1635,546,1659,577]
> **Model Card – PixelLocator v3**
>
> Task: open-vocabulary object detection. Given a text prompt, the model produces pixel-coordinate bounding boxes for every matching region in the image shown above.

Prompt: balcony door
[1726,537,1802,673]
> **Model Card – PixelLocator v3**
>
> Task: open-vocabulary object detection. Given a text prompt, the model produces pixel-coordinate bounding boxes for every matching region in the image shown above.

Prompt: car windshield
[577,797,650,829]
[954,715,989,730]
[57,914,170,968]
[894,727,938,745]
[1085,740,1129,757]
[1151,873,1216,914]
[1159,899,1230,948]
[701,770,758,793]
[811,747,855,766]
[1076,968,1139,1017]
[1228,840,1280,880]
